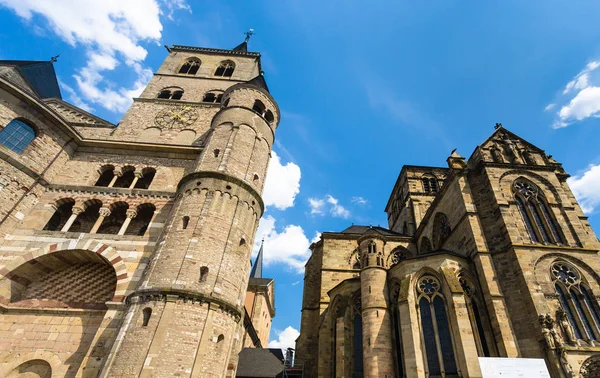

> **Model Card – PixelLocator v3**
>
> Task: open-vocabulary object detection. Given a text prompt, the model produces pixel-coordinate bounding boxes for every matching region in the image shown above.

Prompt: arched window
[95,165,115,187]
[551,261,600,342]
[142,307,152,326]
[0,119,36,154]
[264,110,274,123]
[157,88,184,100]
[459,274,495,357]
[125,203,155,236]
[416,275,458,376]
[178,58,201,75]
[200,266,209,282]
[390,284,405,376]
[44,199,75,231]
[252,100,274,123]
[114,167,136,188]
[214,60,235,77]
[72,199,102,233]
[420,237,432,254]
[135,168,156,189]
[422,175,438,194]
[202,91,224,103]
[352,294,363,377]
[513,179,565,245]
[217,334,225,343]
[390,247,410,268]
[432,213,451,250]
[97,202,128,234]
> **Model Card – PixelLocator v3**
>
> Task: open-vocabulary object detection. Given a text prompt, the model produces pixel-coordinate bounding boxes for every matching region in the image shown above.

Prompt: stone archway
[580,355,600,378]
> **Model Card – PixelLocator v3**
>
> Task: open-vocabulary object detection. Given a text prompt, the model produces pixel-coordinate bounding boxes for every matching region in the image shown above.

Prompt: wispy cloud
[547,60,600,128]
[308,195,350,219]
[351,196,368,205]
[0,0,189,114]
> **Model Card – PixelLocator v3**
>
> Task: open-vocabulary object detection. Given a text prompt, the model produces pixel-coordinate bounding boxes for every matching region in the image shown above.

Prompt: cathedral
[0,40,276,377]
[295,127,600,377]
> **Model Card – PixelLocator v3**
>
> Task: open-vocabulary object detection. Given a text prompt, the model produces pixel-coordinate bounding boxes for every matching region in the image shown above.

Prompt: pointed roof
[478,124,544,153]
[246,74,270,93]
[0,60,61,99]
[232,41,248,53]
[250,240,264,278]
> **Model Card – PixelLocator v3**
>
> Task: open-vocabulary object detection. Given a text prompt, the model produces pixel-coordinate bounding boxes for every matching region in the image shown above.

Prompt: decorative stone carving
[556,308,577,344]
[539,313,563,349]
[502,135,521,162]
[490,145,504,163]
[522,149,537,165]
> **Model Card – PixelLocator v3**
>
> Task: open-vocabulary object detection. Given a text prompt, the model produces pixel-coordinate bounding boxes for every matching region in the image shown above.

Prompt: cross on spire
[244,28,255,43]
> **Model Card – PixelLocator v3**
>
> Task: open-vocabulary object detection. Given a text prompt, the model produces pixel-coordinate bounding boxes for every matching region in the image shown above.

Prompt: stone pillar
[61,206,83,232]
[118,209,137,235]
[448,291,483,378]
[108,172,121,188]
[129,171,143,189]
[398,286,426,378]
[359,236,394,378]
[91,208,111,234]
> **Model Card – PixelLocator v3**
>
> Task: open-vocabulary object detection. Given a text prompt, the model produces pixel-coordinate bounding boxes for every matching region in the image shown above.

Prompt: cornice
[170,44,261,58]
[133,96,221,108]
[46,184,176,199]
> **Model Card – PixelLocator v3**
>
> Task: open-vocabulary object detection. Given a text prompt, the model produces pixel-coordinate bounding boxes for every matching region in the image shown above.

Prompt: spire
[232,29,255,53]
[250,239,264,278]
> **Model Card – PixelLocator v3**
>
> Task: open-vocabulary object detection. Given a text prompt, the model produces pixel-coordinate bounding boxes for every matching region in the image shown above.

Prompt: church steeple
[250,239,264,278]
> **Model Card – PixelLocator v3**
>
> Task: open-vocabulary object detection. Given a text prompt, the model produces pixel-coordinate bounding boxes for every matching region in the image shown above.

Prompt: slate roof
[339,225,403,236]
[248,278,274,287]
[246,74,270,93]
[0,60,61,99]
[236,348,284,378]
[250,241,264,278]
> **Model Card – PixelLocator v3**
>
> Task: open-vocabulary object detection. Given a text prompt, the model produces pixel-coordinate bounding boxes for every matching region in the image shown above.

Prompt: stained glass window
[434,296,458,374]
[0,119,36,154]
[419,296,441,376]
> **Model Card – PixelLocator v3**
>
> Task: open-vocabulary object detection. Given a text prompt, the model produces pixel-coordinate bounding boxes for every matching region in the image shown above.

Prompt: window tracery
[416,275,458,376]
[214,60,235,77]
[513,179,565,245]
[178,58,201,75]
[432,213,451,250]
[422,175,438,194]
[551,261,600,342]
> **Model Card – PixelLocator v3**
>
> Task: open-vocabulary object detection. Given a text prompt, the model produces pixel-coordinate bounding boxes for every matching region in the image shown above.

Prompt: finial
[50,54,60,63]
[494,122,503,129]
[244,28,255,43]
[261,237,264,245]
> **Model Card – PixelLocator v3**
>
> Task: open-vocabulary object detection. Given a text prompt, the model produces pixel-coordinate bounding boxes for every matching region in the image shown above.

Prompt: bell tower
[101,40,280,378]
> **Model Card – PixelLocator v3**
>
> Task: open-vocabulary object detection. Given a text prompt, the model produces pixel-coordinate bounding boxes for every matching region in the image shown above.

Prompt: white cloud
[60,82,93,113]
[268,326,299,352]
[308,195,351,219]
[351,196,368,205]
[567,164,600,214]
[253,215,311,273]
[549,59,600,128]
[291,281,300,286]
[310,232,321,244]
[0,0,187,113]
[327,195,350,218]
[308,198,325,215]
[263,151,301,210]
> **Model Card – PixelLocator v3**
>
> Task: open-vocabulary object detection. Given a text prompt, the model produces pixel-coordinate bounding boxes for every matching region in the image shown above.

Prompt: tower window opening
[214,149,220,158]
[182,216,190,229]
[253,174,259,181]
[135,168,156,189]
[171,90,183,100]
[422,176,438,194]
[44,199,75,231]
[217,334,225,343]
[200,266,209,282]
[157,88,184,100]
[202,91,224,103]
[157,90,171,99]
[214,60,235,77]
[203,93,216,102]
[142,307,152,326]
[252,100,266,114]
[0,119,36,154]
[179,58,201,75]
[95,165,115,187]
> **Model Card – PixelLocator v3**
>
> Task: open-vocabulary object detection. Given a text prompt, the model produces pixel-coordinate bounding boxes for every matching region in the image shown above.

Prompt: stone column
[91,208,111,234]
[447,292,483,378]
[61,206,84,232]
[108,172,121,188]
[118,209,138,235]
[129,171,143,189]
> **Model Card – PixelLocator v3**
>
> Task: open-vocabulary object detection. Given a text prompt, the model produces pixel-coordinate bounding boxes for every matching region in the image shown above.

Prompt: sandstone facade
[0,42,276,377]
[295,127,600,377]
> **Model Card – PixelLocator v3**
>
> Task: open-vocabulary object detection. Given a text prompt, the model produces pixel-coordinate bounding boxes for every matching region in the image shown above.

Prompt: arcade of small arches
[43,198,158,236]
[177,57,236,78]
[94,165,156,189]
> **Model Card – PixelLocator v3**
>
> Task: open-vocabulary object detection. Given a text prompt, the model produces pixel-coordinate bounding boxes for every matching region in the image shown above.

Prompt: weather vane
[50,54,60,63]
[244,28,255,43]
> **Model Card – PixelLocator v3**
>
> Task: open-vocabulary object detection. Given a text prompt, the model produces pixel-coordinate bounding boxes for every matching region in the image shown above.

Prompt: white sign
[479,357,551,378]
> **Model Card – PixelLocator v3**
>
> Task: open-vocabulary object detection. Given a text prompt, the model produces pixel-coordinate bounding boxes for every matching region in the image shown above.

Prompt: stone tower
[100,43,280,377]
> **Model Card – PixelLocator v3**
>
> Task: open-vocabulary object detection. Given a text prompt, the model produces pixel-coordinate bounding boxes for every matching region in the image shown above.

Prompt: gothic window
[432,213,451,250]
[202,91,224,103]
[43,198,75,231]
[459,275,495,357]
[95,165,115,187]
[416,275,458,377]
[178,58,201,75]
[142,307,152,326]
[420,237,433,254]
[390,247,410,267]
[551,261,600,342]
[422,175,438,194]
[513,179,565,245]
[0,119,36,154]
[135,167,156,189]
[214,60,235,77]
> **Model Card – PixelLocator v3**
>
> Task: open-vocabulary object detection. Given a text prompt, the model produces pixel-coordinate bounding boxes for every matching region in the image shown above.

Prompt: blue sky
[2,0,600,350]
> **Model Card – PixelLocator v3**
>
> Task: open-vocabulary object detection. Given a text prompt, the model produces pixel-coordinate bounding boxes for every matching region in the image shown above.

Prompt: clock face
[155,106,199,129]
